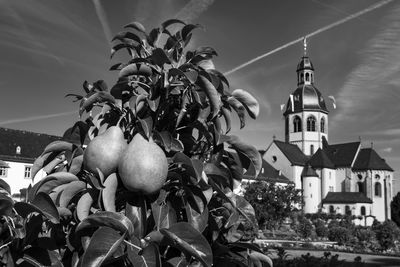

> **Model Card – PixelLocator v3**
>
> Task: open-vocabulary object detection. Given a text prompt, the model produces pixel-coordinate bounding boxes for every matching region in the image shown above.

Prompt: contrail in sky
[224,0,394,76]
[175,0,215,22]
[92,0,113,45]
[0,111,76,126]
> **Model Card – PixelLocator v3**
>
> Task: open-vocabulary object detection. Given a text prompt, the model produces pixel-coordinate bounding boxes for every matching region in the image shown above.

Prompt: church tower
[283,39,329,156]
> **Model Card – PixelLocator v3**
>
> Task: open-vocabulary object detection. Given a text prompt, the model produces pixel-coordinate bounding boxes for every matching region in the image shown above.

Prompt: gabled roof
[273,140,308,166]
[244,159,291,184]
[324,141,360,168]
[0,127,61,163]
[301,164,318,177]
[322,192,372,204]
[353,148,393,172]
[308,148,335,169]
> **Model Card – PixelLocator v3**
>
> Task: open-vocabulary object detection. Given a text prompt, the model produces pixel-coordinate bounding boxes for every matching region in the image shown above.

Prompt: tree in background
[391,192,400,227]
[243,181,302,230]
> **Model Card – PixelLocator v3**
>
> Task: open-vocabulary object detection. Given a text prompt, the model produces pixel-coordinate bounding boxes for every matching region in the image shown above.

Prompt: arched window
[358,182,364,194]
[293,116,302,132]
[345,205,351,216]
[360,206,366,216]
[320,117,325,133]
[310,145,314,155]
[375,182,382,197]
[307,116,316,131]
[329,205,335,214]
[300,73,304,83]
[305,73,310,82]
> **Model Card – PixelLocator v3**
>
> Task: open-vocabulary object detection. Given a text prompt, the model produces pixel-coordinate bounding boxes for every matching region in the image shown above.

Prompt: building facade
[0,127,61,199]
[263,49,394,225]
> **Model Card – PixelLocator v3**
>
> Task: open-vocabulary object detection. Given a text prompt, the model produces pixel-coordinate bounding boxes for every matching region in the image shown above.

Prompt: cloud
[92,0,113,45]
[332,2,400,130]
[382,147,393,153]
[175,0,215,23]
[0,111,77,126]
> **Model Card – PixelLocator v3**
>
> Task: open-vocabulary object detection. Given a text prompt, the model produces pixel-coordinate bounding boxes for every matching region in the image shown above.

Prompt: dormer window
[16,146,21,155]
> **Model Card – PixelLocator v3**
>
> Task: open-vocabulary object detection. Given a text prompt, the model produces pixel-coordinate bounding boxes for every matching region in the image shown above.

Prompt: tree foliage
[391,192,400,227]
[243,181,302,229]
[0,20,273,266]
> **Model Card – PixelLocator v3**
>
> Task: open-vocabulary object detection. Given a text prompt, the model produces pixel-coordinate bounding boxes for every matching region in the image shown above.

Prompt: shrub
[374,220,400,250]
[328,226,351,245]
[314,219,328,238]
[297,216,313,239]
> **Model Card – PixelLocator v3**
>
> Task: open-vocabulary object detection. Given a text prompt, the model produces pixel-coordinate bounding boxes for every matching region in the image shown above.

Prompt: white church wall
[303,176,321,213]
[263,143,293,183]
[321,168,335,199]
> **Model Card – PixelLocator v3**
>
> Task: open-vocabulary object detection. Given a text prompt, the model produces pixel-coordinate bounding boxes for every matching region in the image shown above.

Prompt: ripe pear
[83,126,127,177]
[118,133,168,195]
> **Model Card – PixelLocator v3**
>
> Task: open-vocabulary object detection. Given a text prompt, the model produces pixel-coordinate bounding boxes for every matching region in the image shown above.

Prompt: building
[263,43,394,225]
[0,127,61,198]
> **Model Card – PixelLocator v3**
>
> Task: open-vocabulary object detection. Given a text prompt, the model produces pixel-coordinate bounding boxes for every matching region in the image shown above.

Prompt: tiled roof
[353,148,393,172]
[324,142,360,168]
[322,192,372,204]
[308,148,335,169]
[274,140,308,166]
[301,164,318,177]
[0,127,61,163]
[244,159,290,184]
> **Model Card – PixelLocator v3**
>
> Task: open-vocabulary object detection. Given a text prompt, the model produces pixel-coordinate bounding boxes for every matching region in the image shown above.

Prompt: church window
[293,116,302,132]
[375,174,380,180]
[360,206,366,216]
[307,116,316,131]
[309,183,311,187]
[310,145,314,155]
[300,73,304,83]
[329,186,334,192]
[16,146,21,155]
[285,117,289,135]
[357,182,364,194]
[305,72,310,82]
[358,174,363,180]
[345,205,351,216]
[329,205,335,214]
[272,156,277,163]
[375,182,382,197]
[321,118,325,133]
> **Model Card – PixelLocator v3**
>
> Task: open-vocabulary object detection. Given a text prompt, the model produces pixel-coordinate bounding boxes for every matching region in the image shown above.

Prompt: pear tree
[0,20,272,266]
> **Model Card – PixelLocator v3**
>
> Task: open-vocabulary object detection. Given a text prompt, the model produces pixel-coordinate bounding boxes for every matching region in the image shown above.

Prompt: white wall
[303,176,321,213]
[1,161,33,196]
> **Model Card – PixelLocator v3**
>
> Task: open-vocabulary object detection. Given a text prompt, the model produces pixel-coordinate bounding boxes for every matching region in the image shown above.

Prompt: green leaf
[225,135,262,178]
[20,247,62,267]
[119,63,153,78]
[57,180,86,208]
[80,227,126,267]
[127,241,161,267]
[231,89,259,119]
[198,75,221,119]
[138,116,153,139]
[125,198,147,239]
[124,21,146,33]
[0,178,11,194]
[76,211,134,239]
[0,192,13,216]
[160,222,212,267]
[227,96,246,128]
[41,140,75,156]
[152,48,171,66]
[147,28,160,46]
[221,107,231,133]
[32,192,60,224]
[181,24,201,42]
[161,19,186,30]
[151,200,177,230]
[112,31,142,44]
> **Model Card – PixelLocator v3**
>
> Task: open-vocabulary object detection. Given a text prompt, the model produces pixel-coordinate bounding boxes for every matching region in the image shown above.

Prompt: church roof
[0,127,61,163]
[273,140,308,166]
[308,148,335,169]
[324,142,360,168]
[244,159,291,184]
[297,56,314,71]
[301,164,318,177]
[284,84,329,115]
[353,148,393,171]
[322,192,373,204]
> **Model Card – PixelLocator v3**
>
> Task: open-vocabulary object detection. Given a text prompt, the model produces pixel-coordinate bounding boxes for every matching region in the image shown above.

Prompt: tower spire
[303,36,307,56]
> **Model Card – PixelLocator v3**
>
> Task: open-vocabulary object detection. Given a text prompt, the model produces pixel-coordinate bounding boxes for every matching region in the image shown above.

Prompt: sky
[0,0,399,188]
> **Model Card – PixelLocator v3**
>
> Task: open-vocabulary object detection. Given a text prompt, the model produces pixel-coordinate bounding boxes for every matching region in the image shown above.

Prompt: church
[262,42,394,225]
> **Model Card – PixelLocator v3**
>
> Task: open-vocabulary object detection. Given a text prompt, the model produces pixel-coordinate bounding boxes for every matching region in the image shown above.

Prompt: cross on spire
[303,36,307,56]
